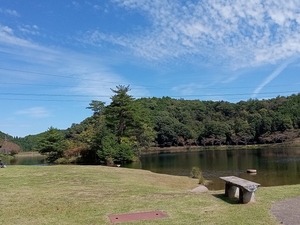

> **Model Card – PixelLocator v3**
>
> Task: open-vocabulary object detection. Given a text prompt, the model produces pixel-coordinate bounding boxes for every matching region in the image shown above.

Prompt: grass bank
[0,165,298,225]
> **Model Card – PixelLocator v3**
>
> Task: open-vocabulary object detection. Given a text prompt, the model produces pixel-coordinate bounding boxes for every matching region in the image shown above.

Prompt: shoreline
[16,151,44,157]
[142,139,300,154]
[16,138,300,156]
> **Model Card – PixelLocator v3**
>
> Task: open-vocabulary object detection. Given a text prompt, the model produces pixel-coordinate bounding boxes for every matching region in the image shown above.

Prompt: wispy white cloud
[0,8,20,17]
[172,83,204,96]
[70,68,149,103]
[72,1,80,8]
[16,107,50,118]
[93,5,100,10]
[18,24,40,35]
[0,24,52,52]
[67,69,130,103]
[252,57,297,98]
[82,0,300,69]
[0,24,148,99]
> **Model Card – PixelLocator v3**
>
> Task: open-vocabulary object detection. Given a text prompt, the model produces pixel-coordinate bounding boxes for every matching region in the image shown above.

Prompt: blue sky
[1,0,300,137]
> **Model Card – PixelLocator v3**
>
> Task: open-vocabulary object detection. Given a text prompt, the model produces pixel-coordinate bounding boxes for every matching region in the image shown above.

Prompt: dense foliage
[37,127,65,162]
[1,131,42,152]
[135,94,300,147]
[0,132,20,155]
[3,89,300,164]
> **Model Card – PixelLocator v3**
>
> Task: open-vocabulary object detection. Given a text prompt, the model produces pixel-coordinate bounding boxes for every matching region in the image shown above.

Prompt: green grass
[0,165,298,225]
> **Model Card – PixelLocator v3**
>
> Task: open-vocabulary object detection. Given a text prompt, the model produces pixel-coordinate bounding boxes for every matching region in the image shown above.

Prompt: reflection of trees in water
[138,147,300,190]
[9,155,46,165]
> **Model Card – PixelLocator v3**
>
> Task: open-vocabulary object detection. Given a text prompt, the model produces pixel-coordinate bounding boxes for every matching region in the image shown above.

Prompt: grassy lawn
[0,165,299,225]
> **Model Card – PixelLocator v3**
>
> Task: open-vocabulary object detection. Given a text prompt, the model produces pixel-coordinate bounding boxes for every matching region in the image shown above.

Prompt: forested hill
[3,91,300,154]
[0,131,13,140]
[0,131,21,154]
[0,131,44,152]
[136,94,300,146]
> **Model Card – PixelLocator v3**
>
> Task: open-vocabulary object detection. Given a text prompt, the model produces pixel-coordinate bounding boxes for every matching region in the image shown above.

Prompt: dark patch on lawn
[212,193,241,204]
[108,210,169,223]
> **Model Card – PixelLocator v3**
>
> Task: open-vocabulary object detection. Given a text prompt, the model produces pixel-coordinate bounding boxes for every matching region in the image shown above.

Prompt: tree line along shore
[1,87,300,164]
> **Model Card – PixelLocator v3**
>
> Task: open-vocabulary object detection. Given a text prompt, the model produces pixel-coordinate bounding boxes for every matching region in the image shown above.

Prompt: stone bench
[220,176,260,203]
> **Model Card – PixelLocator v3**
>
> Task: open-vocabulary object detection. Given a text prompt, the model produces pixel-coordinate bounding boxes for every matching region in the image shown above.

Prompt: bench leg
[224,183,229,196]
[238,188,243,202]
[242,191,255,203]
[225,183,239,198]
[228,186,239,198]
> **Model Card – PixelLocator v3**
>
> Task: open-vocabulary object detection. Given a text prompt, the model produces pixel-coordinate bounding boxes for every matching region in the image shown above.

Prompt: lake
[8,153,46,165]
[5,147,300,190]
[125,147,300,190]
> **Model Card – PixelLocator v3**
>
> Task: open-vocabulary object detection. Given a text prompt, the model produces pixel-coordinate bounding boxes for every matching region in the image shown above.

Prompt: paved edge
[271,196,300,225]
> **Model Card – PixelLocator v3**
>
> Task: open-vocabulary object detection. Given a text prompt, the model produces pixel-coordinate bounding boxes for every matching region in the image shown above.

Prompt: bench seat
[220,176,260,203]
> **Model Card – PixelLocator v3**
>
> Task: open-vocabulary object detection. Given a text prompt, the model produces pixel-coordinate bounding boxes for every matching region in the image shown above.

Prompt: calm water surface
[125,147,300,190]
[7,154,46,166]
[5,148,300,190]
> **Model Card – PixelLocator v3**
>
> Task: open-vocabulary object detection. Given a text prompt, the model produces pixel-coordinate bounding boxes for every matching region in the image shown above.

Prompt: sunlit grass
[0,165,298,224]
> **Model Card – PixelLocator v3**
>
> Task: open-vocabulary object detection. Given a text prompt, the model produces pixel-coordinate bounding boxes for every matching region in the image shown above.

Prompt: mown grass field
[0,165,299,225]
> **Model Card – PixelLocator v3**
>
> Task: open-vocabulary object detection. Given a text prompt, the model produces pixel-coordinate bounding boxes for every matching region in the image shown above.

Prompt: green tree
[127,100,156,154]
[97,132,118,164]
[204,121,230,138]
[272,113,293,131]
[136,123,156,152]
[154,111,178,145]
[86,100,106,116]
[38,127,65,162]
[93,125,134,164]
[105,85,135,140]
[91,85,138,163]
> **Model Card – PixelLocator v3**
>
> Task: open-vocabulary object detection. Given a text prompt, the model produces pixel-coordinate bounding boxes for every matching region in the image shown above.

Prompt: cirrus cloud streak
[84,0,300,68]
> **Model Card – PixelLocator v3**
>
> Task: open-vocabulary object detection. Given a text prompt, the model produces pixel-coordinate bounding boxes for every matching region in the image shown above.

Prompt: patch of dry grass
[0,165,299,224]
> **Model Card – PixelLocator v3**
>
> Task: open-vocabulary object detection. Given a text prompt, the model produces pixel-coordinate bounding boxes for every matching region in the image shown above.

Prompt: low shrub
[190,166,205,184]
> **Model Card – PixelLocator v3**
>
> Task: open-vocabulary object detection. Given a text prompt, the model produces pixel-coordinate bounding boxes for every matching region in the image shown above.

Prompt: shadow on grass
[212,193,241,204]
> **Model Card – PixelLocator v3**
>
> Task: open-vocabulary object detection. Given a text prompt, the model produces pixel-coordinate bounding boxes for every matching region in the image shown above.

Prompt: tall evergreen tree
[105,85,135,141]
[86,100,106,116]
[38,127,65,162]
